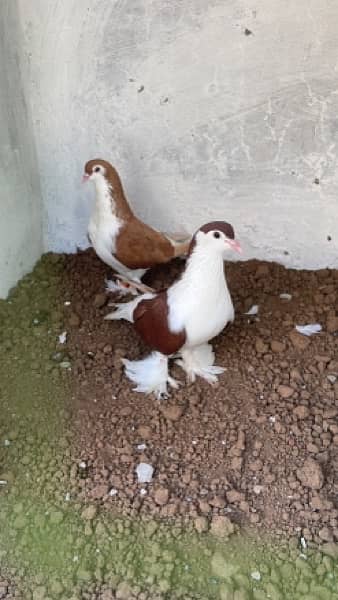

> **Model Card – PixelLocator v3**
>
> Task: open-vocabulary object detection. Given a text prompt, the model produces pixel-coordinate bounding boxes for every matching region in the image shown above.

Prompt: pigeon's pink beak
[82,173,90,183]
[227,239,242,254]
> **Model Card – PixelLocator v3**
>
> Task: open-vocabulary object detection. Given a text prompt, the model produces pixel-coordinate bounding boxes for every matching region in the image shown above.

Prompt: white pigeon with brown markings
[105,221,242,398]
[83,159,190,294]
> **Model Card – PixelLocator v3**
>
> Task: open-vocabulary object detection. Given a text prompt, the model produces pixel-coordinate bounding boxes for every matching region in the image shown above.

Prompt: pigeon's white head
[189,221,242,259]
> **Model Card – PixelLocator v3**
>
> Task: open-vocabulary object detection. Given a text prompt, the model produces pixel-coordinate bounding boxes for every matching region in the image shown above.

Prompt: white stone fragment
[245,305,259,316]
[136,462,154,483]
[58,331,67,344]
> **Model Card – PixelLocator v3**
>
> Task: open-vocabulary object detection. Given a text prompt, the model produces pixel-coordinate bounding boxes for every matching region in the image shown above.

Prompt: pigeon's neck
[95,176,133,220]
[167,244,233,336]
[183,245,226,289]
[170,245,229,308]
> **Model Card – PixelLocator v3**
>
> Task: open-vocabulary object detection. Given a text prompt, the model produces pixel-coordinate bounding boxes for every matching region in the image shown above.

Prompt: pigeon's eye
[94,166,100,173]
[213,231,221,239]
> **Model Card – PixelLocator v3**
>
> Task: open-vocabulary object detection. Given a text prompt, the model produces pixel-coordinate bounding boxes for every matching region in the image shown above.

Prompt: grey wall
[6,0,338,272]
[0,1,43,298]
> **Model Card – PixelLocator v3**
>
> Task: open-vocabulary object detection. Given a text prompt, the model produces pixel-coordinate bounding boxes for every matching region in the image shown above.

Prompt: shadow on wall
[0,0,43,299]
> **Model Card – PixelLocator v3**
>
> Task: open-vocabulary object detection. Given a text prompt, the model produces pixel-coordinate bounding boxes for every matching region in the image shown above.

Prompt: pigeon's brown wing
[115,218,175,270]
[133,291,186,355]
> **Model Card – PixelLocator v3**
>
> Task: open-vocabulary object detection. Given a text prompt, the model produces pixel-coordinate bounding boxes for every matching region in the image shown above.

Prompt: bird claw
[105,279,137,296]
[114,274,154,294]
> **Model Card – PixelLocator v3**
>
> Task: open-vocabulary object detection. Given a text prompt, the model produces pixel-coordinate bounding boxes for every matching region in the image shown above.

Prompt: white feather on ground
[122,352,179,399]
[295,324,322,336]
[176,343,225,383]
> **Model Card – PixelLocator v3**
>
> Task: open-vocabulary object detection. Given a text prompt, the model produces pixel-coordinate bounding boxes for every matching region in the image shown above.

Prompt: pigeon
[105,221,242,398]
[83,159,191,294]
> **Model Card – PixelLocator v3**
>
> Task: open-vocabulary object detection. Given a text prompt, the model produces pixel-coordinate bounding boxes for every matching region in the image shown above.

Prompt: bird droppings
[2,252,338,598]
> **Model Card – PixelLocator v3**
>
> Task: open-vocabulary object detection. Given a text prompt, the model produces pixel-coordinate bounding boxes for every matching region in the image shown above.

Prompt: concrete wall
[0,1,43,298]
[15,1,338,268]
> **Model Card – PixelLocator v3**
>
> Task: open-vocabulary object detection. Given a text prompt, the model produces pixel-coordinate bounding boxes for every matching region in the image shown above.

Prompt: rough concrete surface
[0,1,43,298]
[14,0,338,269]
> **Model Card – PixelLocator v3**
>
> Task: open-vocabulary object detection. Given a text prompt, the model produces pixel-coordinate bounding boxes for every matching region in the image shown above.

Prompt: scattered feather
[58,331,67,344]
[137,443,147,451]
[0,480,7,486]
[109,488,118,496]
[280,293,292,300]
[64,301,71,306]
[136,462,154,483]
[140,488,147,496]
[295,324,322,336]
[251,571,261,581]
[300,536,307,550]
[245,305,259,316]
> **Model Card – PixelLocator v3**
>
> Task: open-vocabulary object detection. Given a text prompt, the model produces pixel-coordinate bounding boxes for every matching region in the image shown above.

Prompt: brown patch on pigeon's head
[82,159,121,187]
[188,221,242,256]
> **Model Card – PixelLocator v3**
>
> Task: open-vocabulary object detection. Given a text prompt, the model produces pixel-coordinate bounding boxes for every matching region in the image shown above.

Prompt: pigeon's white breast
[167,257,234,348]
[183,286,234,347]
[88,179,124,271]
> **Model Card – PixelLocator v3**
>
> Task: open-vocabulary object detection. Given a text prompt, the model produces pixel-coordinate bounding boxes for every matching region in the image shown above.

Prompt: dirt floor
[1,250,338,599]
[65,249,338,545]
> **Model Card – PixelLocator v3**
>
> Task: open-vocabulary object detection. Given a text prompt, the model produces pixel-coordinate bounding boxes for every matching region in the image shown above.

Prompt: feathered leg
[122,352,179,399]
[175,344,225,384]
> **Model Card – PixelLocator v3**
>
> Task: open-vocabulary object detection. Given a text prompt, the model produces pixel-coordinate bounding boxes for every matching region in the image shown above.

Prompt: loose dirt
[1,251,338,599]
[64,250,338,546]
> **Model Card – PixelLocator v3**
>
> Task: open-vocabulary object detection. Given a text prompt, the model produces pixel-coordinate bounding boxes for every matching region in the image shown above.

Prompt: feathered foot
[175,344,225,384]
[122,352,179,399]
